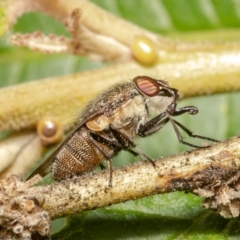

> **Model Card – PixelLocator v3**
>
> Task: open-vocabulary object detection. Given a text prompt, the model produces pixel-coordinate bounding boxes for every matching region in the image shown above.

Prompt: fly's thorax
[110,94,148,139]
[86,95,147,136]
[145,94,174,115]
[80,82,138,121]
[109,95,147,129]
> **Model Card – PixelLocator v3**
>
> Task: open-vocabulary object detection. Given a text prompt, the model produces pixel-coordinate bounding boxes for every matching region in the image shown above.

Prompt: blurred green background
[1,0,240,239]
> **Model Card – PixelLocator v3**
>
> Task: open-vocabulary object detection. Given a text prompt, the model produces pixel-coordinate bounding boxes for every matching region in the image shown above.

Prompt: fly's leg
[109,125,156,167]
[167,117,209,148]
[107,160,113,188]
[99,163,106,170]
[90,131,142,158]
[138,106,218,148]
[109,125,136,148]
[167,105,219,146]
[170,119,219,147]
[167,105,199,116]
[89,132,120,187]
[90,131,145,187]
[137,112,169,137]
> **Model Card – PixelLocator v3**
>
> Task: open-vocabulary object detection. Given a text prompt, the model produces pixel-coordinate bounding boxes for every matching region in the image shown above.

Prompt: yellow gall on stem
[131,36,158,66]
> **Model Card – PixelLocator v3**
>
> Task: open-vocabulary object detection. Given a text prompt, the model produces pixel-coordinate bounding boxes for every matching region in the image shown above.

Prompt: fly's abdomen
[52,127,106,180]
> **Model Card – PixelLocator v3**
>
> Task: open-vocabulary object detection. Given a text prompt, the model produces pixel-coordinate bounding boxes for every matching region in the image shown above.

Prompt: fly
[27,76,218,185]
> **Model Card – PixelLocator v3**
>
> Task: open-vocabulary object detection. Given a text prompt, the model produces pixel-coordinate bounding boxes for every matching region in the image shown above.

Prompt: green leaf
[1,0,240,239]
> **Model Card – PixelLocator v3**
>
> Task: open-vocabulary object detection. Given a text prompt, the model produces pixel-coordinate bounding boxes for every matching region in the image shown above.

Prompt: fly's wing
[27,82,135,181]
[26,111,104,180]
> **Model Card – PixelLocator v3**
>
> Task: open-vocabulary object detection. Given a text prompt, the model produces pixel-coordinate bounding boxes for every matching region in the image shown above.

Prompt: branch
[4,0,240,63]
[1,51,240,133]
[42,137,240,219]
[1,136,240,238]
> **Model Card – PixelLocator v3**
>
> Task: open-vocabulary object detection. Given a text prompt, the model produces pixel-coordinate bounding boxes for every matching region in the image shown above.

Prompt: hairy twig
[4,0,240,63]
[1,136,240,238]
[1,51,240,133]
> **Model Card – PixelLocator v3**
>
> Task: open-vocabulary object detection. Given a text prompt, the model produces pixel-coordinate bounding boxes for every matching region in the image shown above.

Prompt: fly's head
[132,76,179,114]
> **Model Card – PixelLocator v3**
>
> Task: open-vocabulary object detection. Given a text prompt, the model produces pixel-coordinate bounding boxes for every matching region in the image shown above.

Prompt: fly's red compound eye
[133,76,160,97]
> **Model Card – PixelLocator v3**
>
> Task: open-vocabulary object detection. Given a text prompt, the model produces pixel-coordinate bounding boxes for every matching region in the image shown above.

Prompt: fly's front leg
[136,113,172,165]
[137,111,169,137]
[137,115,170,166]
[136,105,198,138]
[171,119,219,145]
[168,105,219,146]
[167,104,199,116]
[138,105,218,149]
